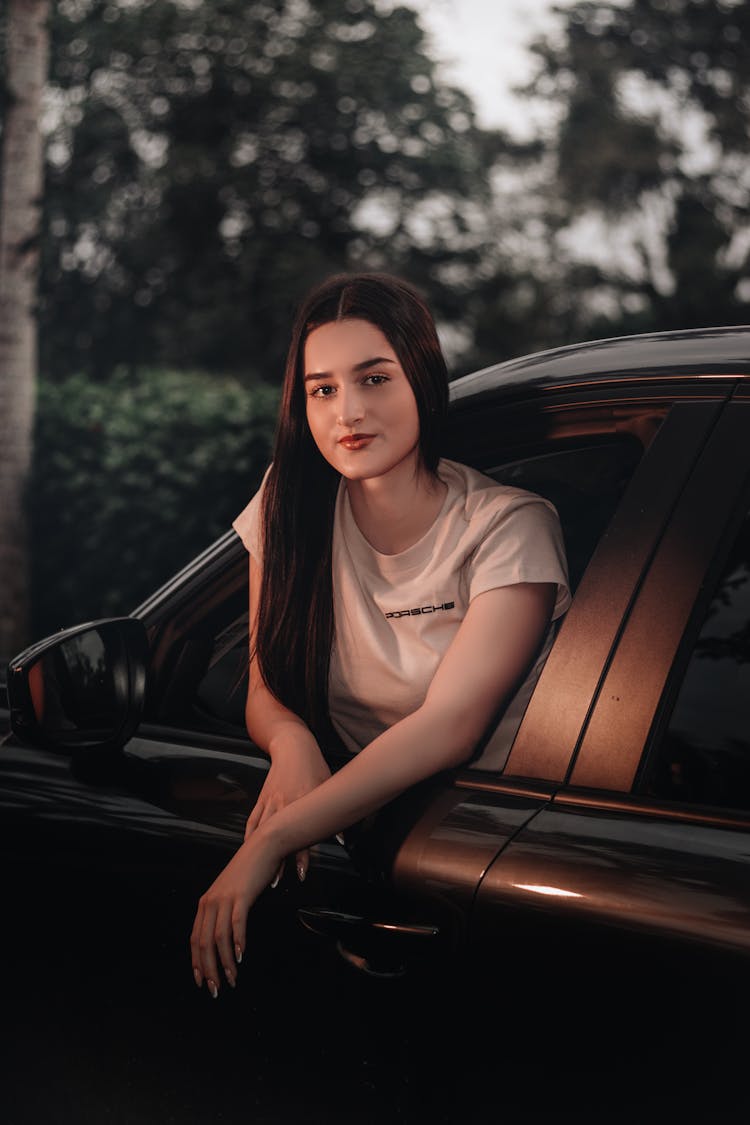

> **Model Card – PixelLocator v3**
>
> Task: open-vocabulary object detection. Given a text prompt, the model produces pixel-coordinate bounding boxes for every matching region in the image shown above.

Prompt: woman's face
[303,318,421,483]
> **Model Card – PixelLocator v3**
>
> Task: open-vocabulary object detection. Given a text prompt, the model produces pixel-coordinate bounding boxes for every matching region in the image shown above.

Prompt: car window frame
[566,392,750,795]
[497,394,729,783]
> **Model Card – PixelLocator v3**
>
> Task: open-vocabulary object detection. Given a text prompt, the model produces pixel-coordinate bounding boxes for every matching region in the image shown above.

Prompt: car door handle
[297,907,440,977]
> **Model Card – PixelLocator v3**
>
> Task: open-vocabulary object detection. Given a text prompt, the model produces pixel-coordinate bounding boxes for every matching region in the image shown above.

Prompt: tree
[0,0,50,666]
[513,0,750,342]
[39,0,511,382]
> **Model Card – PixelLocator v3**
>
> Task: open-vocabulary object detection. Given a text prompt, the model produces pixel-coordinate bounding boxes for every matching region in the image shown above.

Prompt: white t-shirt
[233,458,571,770]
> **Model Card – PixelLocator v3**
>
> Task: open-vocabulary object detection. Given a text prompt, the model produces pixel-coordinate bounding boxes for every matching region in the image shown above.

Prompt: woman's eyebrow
[304,356,397,381]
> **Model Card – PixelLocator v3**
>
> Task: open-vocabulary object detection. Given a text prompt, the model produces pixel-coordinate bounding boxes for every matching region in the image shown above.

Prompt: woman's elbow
[422,706,490,770]
[244,680,266,741]
[445,741,477,770]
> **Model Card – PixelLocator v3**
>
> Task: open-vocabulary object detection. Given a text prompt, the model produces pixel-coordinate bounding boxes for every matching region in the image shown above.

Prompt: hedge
[30,368,280,637]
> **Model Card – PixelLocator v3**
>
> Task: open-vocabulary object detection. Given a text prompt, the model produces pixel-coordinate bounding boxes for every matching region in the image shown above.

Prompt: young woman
[190,272,570,997]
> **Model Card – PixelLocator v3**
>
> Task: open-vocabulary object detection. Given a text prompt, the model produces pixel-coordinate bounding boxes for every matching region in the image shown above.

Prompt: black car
[4,324,750,1089]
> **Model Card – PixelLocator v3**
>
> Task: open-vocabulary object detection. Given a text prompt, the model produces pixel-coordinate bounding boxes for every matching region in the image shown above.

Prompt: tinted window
[643,511,750,810]
[490,439,642,591]
[193,607,249,730]
[149,575,249,733]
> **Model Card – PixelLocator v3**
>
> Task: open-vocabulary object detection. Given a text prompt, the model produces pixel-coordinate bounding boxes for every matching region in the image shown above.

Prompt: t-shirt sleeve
[232,463,272,563]
[468,494,571,621]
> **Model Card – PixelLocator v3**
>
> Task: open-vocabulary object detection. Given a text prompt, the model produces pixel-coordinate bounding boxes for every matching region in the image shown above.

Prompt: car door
[474,389,750,976]
[347,382,734,967]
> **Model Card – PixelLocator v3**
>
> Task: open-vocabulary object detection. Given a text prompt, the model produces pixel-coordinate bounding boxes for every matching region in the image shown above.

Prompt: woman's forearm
[259,700,472,860]
[245,549,323,762]
[244,678,320,760]
[259,582,556,861]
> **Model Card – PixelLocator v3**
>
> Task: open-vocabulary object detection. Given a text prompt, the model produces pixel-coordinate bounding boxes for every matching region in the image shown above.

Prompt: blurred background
[1,0,748,662]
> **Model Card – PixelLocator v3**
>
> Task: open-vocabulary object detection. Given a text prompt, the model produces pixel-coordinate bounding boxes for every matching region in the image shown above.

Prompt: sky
[406,0,577,136]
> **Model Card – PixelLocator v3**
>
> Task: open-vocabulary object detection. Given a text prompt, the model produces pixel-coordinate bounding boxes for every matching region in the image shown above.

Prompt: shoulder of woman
[232,462,273,555]
[442,459,560,528]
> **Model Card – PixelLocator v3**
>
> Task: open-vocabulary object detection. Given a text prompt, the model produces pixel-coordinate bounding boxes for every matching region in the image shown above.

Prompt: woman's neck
[346,460,447,555]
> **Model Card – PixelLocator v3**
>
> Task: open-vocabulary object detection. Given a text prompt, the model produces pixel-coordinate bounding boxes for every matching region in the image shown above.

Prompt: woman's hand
[244,735,332,884]
[190,829,280,997]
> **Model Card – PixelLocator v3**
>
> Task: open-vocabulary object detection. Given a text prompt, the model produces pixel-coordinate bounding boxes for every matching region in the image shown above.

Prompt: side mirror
[6,617,149,752]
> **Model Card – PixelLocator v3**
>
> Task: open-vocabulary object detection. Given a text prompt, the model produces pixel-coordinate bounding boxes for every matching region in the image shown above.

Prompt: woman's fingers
[190,901,205,988]
[190,833,282,997]
[231,905,247,973]
[244,798,266,840]
[191,895,247,996]
[245,796,281,841]
[215,899,238,988]
[296,847,310,882]
[192,897,222,997]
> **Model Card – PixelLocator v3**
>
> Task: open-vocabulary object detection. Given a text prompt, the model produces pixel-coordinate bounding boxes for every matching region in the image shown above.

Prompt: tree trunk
[0,0,50,667]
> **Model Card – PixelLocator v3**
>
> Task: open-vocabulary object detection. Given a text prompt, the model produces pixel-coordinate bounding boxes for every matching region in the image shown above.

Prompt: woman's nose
[337,387,365,427]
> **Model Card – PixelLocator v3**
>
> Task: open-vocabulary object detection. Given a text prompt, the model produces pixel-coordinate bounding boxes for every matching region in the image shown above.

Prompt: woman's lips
[338,434,375,450]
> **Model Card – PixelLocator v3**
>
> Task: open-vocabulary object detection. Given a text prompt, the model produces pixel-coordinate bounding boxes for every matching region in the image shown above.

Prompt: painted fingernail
[335,833,345,846]
[225,969,236,988]
[193,967,202,988]
[270,871,280,889]
[208,979,218,999]
[235,944,243,963]
[297,861,306,883]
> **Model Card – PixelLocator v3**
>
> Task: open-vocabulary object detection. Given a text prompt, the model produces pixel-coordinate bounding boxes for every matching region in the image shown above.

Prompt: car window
[193,603,249,730]
[174,436,644,740]
[640,508,750,812]
[149,575,249,734]
[487,439,642,592]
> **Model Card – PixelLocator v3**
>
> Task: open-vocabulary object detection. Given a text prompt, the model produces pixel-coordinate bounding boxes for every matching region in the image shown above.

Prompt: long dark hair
[255,272,449,743]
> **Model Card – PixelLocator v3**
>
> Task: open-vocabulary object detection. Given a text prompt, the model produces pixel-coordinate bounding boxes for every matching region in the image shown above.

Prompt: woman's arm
[242,553,333,879]
[191,580,556,994]
[244,553,314,753]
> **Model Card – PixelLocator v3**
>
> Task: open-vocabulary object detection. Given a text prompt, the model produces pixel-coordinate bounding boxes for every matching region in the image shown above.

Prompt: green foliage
[531,0,750,209]
[40,0,509,381]
[521,0,750,339]
[30,368,279,634]
[17,0,750,380]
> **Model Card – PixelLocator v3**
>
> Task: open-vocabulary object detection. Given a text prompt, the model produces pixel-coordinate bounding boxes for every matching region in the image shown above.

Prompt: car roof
[448,324,750,405]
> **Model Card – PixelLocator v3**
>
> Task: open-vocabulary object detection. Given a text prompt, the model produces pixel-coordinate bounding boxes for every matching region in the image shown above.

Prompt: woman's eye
[363,374,389,386]
[310,384,335,397]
